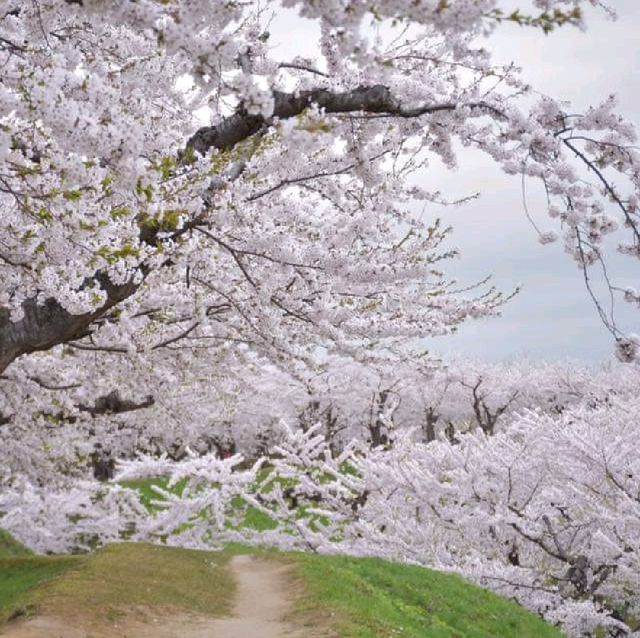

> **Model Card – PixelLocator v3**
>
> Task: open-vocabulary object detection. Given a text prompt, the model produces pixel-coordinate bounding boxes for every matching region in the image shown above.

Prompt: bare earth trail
[2,555,309,638]
[208,554,305,638]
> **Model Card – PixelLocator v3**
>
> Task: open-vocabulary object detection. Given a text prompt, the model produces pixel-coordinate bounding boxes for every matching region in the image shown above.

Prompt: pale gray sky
[268,2,640,362]
[429,1,640,362]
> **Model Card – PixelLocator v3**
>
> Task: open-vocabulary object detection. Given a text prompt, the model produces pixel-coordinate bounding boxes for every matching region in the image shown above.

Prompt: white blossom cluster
[126,387,640,637]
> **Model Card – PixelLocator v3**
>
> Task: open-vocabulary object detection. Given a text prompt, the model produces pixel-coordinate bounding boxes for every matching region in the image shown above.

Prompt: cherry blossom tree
[1,0,638,414]
[3,360,640,636]
[2,2,640,635]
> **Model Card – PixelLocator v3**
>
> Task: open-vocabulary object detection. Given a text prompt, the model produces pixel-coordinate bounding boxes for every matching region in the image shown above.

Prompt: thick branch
[187,85,499,156]
[2,85,498,373]
[78,389,155,416]
[0,274,140,374]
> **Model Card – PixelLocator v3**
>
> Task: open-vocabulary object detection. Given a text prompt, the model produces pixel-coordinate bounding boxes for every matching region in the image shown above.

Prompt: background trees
[7,360,636,635]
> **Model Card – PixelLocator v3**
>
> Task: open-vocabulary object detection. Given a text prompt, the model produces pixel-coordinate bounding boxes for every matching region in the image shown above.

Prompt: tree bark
[186,85,486,156]
[78,390,155,416]
[0,275,139,374]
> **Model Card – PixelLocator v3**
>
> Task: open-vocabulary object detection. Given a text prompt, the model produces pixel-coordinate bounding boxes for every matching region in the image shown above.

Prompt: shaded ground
[1,554,306,638]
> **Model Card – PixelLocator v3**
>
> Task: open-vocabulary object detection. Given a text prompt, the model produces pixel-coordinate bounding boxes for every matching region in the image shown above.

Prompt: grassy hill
[291,552,563,638]
[0,529,562,637]
[0,531,78,625]
[0,530,33,558]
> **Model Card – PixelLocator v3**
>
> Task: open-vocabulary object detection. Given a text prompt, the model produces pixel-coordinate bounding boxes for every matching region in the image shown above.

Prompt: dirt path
[208,554,304,637]
[1,555,307,638]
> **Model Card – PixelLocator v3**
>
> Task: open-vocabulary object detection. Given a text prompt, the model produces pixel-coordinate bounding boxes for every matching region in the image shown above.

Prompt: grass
[0,529,33,558]
[0,555,79,624]
[33,543,236,622]
[289,552,564,638]
[0,533,236,629]
[120,476,279,531]
[119,472,336,534]
[119,477,189,512]
[0,529,563,638]
[0,529,75,624]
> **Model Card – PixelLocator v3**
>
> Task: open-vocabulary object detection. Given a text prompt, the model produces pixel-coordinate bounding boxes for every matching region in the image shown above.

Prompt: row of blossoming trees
[2,357,638,636]
[1,0,639,636]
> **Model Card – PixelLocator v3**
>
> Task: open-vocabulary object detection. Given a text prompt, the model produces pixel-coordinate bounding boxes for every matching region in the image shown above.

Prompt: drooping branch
[1,85,499,375]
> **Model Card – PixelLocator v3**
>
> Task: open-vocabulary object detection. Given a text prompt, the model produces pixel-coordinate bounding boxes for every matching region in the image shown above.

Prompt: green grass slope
[0,556,78,624]
[0,530,79,625]
[0,530,33,558]
[0,529,77,624]
[291,553,563,638]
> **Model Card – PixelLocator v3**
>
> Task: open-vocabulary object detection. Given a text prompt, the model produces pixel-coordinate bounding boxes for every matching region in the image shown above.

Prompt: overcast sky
[269,2,640,362]
[428,1,640,362]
